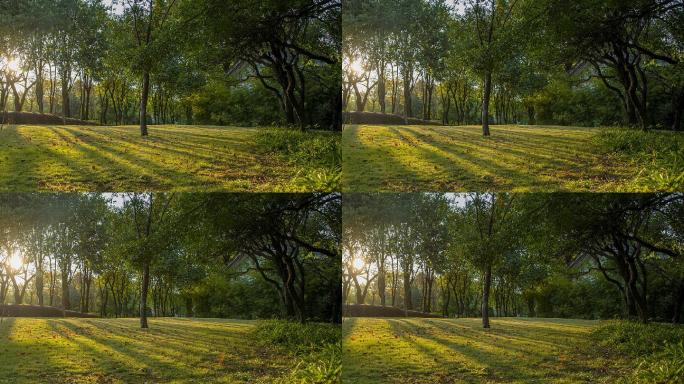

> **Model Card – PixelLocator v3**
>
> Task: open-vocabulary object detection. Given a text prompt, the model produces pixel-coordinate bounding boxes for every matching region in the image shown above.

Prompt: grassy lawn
[0,317,297,384]
[342,124,683,192]
[342,317,631,384]
[0,124,339,192]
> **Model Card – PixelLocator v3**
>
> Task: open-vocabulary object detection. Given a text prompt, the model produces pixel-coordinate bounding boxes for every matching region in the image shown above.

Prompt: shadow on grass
[50,320,281,381]
[52,127,219,189]
[344,125,444,191]
[387,318,605,382]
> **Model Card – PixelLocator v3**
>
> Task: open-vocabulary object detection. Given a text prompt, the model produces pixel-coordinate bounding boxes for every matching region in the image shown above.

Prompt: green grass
[253,320,342,384]
[0,317,331,384]
[0,124,340,192]
[342,317,632,384]
[591,320,684,384]
[342,124,683,192]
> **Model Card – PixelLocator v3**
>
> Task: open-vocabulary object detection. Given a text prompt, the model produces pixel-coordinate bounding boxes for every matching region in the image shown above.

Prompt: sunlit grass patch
[342,317,632,384]
[594,128,684,191]
[253,320,341,384]
[592,320,684,384]
[0,317,304,384]
[340,124,676,192]
[0,124,340,192]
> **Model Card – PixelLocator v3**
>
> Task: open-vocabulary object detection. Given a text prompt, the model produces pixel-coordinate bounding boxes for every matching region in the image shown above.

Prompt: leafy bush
[592,321,684,384]
[595,128,684,191]
[253,320,341,384]
[256,128,341,191]
[634,341,684,384]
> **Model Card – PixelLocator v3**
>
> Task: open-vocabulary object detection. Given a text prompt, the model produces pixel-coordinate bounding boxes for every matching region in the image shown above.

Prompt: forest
[342,192,684,383]
[341,0,684,192]
[0,0,341,131]
[0,193,341,323]
[344,193,684,324]
[343,0,683,131]
[0,192,342,383]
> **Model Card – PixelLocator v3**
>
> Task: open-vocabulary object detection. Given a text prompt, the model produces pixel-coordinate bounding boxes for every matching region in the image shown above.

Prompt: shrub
[634,341,684,384]
[594,128,684,191]
[256,128,341,191]
[252,320,341,384]
[592,320,684,384]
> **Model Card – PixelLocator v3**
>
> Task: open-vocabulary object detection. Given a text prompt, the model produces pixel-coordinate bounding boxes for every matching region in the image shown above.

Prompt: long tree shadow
[52,127,219,189]
[389,318,608,383]
[53,318,286,382]
[427,128,598,167]
[62,126,285,188]
[392,127,543,190]
[343,125,443,191]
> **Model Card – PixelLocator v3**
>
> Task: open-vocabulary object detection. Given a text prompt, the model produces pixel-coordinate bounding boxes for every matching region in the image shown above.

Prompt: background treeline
[0,193,341,325]
[0,0,341,130]
[343,193,684,326]
[343,0,683,131]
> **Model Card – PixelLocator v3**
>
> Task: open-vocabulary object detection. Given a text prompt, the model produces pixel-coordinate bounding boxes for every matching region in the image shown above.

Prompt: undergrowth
[592,320,684,384]
[256,128,341,191]
[595,128,684,191]
[253,320,341,384]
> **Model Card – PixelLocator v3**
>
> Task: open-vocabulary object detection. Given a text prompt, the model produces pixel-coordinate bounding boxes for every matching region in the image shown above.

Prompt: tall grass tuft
[256,128,341,191]
[595,128,684,191]
[592,320,684,383]
[253,320,341,384]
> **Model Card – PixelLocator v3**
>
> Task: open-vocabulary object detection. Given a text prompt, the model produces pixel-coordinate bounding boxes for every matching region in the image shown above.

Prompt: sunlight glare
[9,252,23,270]
[353,257,365,270]
[6,57,21,73]
[349,58,365,75]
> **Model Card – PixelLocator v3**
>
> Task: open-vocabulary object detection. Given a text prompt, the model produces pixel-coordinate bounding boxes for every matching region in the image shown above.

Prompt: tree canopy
[343,0,684,132]
[344,193,684,327]
[0,0,342,132]
[0,193,341,326]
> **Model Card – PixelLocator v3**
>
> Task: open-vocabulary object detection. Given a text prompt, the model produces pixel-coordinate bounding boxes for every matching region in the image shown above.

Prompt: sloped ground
[342,124,642,192]
[342,317,631,384]
[0,318,293,384]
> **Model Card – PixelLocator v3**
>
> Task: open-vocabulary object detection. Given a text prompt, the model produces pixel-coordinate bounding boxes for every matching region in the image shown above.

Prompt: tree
[461,0,526,136]
[199,0,342,130]
[121,0,181,136]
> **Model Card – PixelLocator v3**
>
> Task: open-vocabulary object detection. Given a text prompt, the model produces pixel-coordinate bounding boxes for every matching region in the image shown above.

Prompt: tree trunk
[482,264,492,328]
[35,68,44,113]
[140,262,150,328]
[36,269,44,306]
[403,270,412,310]
[61,65,71,118]
[140,71,150,136]
[527,295,535,317]
[403,65,413,118]
[482,72,492,136]
[378,260,386,306]
[61,264,70,310]
[377,65,386,113]
[527,105,535,125]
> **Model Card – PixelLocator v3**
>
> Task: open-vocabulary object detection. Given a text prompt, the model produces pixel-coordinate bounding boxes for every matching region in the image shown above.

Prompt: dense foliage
[0,0,341,131]
[344,193,684,327]
[254,320,342,384]
[593,320,684,383]
[0,193,341,326]
[344,0,683,132]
